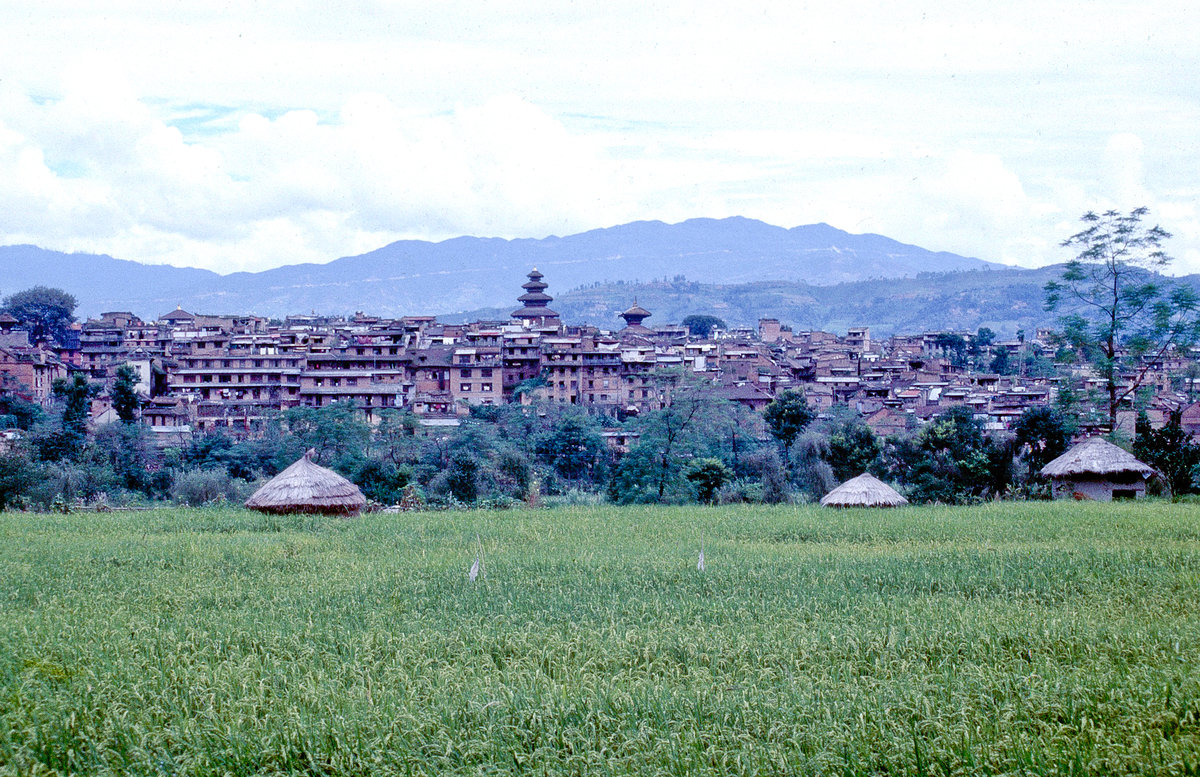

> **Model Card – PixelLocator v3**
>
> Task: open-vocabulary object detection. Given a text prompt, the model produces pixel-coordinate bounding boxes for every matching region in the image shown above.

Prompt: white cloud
[0,2,1199,275]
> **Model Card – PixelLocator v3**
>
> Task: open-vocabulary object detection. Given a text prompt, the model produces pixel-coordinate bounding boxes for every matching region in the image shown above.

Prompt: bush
[171,469,255,506]
[716,479,764,504]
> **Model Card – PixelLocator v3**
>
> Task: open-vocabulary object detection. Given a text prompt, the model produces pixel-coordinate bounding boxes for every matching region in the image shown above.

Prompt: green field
[2,503,1200,776]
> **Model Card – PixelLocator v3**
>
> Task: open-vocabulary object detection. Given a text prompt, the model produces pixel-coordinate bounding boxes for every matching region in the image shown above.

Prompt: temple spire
[510,268,560,324]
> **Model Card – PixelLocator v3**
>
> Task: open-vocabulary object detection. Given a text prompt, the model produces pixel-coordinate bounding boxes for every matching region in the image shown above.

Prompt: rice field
[2,502,1199,776]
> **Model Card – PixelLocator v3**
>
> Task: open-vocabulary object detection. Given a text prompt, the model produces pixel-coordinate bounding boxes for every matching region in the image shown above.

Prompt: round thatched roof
[1039,436,1155,478]
[245,449,366,515]
[820,473,908,508]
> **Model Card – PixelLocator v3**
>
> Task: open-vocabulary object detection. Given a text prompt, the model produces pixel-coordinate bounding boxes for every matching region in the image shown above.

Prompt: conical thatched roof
[820,473,908,508]
[1040,436,1155,478]
[245,449,366,515]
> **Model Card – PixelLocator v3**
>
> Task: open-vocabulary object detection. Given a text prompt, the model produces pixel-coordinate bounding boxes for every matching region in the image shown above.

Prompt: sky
[1,1,1198,275]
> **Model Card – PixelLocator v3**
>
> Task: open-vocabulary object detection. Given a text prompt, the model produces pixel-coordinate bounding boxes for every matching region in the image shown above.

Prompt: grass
[2,502,1200,775]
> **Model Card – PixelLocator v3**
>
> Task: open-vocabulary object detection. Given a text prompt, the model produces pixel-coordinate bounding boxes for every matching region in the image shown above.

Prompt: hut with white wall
[1039,437,1156,501]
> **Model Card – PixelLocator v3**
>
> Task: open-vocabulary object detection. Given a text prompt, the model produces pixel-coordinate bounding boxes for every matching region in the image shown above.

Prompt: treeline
[6,370,1197,511]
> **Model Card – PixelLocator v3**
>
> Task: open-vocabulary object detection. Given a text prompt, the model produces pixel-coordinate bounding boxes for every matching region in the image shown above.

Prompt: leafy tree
[763,389,814,460]
[0,450,36,509]
[685,458,731,505]
[1134,413,1200,497]
[351,457,412,504]
[1013,405,1073,477]
[1,286,78,345]
[534,410,606,484]
[89,423,159,496]
[111,365,141,422]
[615,376,729,502]
[988,348,1012,375]
[1045,207,1200,428]
[882,406,1009,503]
[823,409,881,483]
[0,388,43,430]
[51,373,99,457]
[790,431,836,498]
[444,450,479,503]
[282,401,370,471]
[681,314,726,338]
[933,333,967,368]
[968,327,995,369]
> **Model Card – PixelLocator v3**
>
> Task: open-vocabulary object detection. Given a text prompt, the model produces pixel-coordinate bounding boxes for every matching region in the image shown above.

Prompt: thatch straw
[820,473,908,508]
[245,449,366,516]
[1039,437,1154,478]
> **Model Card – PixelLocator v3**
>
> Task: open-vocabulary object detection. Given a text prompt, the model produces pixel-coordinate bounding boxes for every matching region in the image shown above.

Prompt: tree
[1045,208,1200,429]
[52,373,99,456]
[933,333,967,368]
[763,389,814,460]
[282,401,370,471]
[1134,413,1200,497]
[534,410,606,484]
[111,365,141,422]
[685,458,731,505]
[823,409,881,483]
[614,375,729,502]
[1013,405,1073,476]
[681,314,726,339]
[1,286,78,345]
[882,406,1009,503]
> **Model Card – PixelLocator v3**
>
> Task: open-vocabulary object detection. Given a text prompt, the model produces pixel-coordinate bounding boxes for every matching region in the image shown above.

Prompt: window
[461,383,471,392]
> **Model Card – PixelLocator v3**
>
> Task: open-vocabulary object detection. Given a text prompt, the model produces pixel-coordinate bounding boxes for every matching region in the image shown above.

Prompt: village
[0,267,1197,447]
[2,267,1199,452]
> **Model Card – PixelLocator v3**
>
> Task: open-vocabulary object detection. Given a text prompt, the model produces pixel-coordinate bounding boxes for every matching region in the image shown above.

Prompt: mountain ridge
[0,217,1003,321]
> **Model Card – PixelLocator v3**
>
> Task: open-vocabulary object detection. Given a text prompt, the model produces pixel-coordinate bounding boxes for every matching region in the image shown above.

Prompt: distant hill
[0,217,1001,320]
[442,267,1062,338]
[446,265,1200,339]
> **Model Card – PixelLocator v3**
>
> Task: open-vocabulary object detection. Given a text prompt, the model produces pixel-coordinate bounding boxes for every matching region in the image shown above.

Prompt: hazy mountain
[0,218,1001,320]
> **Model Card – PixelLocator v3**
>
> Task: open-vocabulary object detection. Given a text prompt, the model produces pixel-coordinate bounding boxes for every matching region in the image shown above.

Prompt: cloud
[1,3,1200,276]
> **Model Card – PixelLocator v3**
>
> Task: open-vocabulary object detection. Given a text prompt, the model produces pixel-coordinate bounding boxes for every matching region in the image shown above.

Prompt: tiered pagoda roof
[511,268,560,322]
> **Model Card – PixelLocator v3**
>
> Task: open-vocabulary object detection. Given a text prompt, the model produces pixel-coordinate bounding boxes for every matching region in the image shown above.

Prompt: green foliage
[0,285,77,344]
[822,407,881,482]
[283,401,370,471]
[171,468,254,506]
[2,503,1199,775]
[789,431,835,499]
[0,390,43,430]
[933,332,967,367]
[762,389,814,455]
[883,406,1010,503]
[681,314,726,338]
[684,458,731,504]
[1013,405,1074,477]
[1046,207,1200,426]
[533,410,607,484]
[350,457,412,505]
[111,365,141,422]
[0,450,35,509]
[1134,414,1200,497]
[444,449,479,503]
[628,377,732,501]
[53,373,98,441]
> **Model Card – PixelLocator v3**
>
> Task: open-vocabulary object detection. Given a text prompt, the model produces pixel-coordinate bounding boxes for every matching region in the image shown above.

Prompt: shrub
[171,468,254,506]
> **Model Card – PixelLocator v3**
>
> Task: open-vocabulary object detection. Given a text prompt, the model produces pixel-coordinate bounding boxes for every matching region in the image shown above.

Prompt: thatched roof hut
[245,449,366,515]
[820,473,908,508]
[1040,437,1155,501]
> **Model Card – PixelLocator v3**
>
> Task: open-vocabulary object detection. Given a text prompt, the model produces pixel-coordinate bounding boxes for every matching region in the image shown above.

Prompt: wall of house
[1051,478,1145,501]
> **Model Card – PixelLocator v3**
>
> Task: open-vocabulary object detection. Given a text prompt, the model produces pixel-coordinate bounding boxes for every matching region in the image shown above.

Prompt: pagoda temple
[510,268,560,324]
[618,300,654,335]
